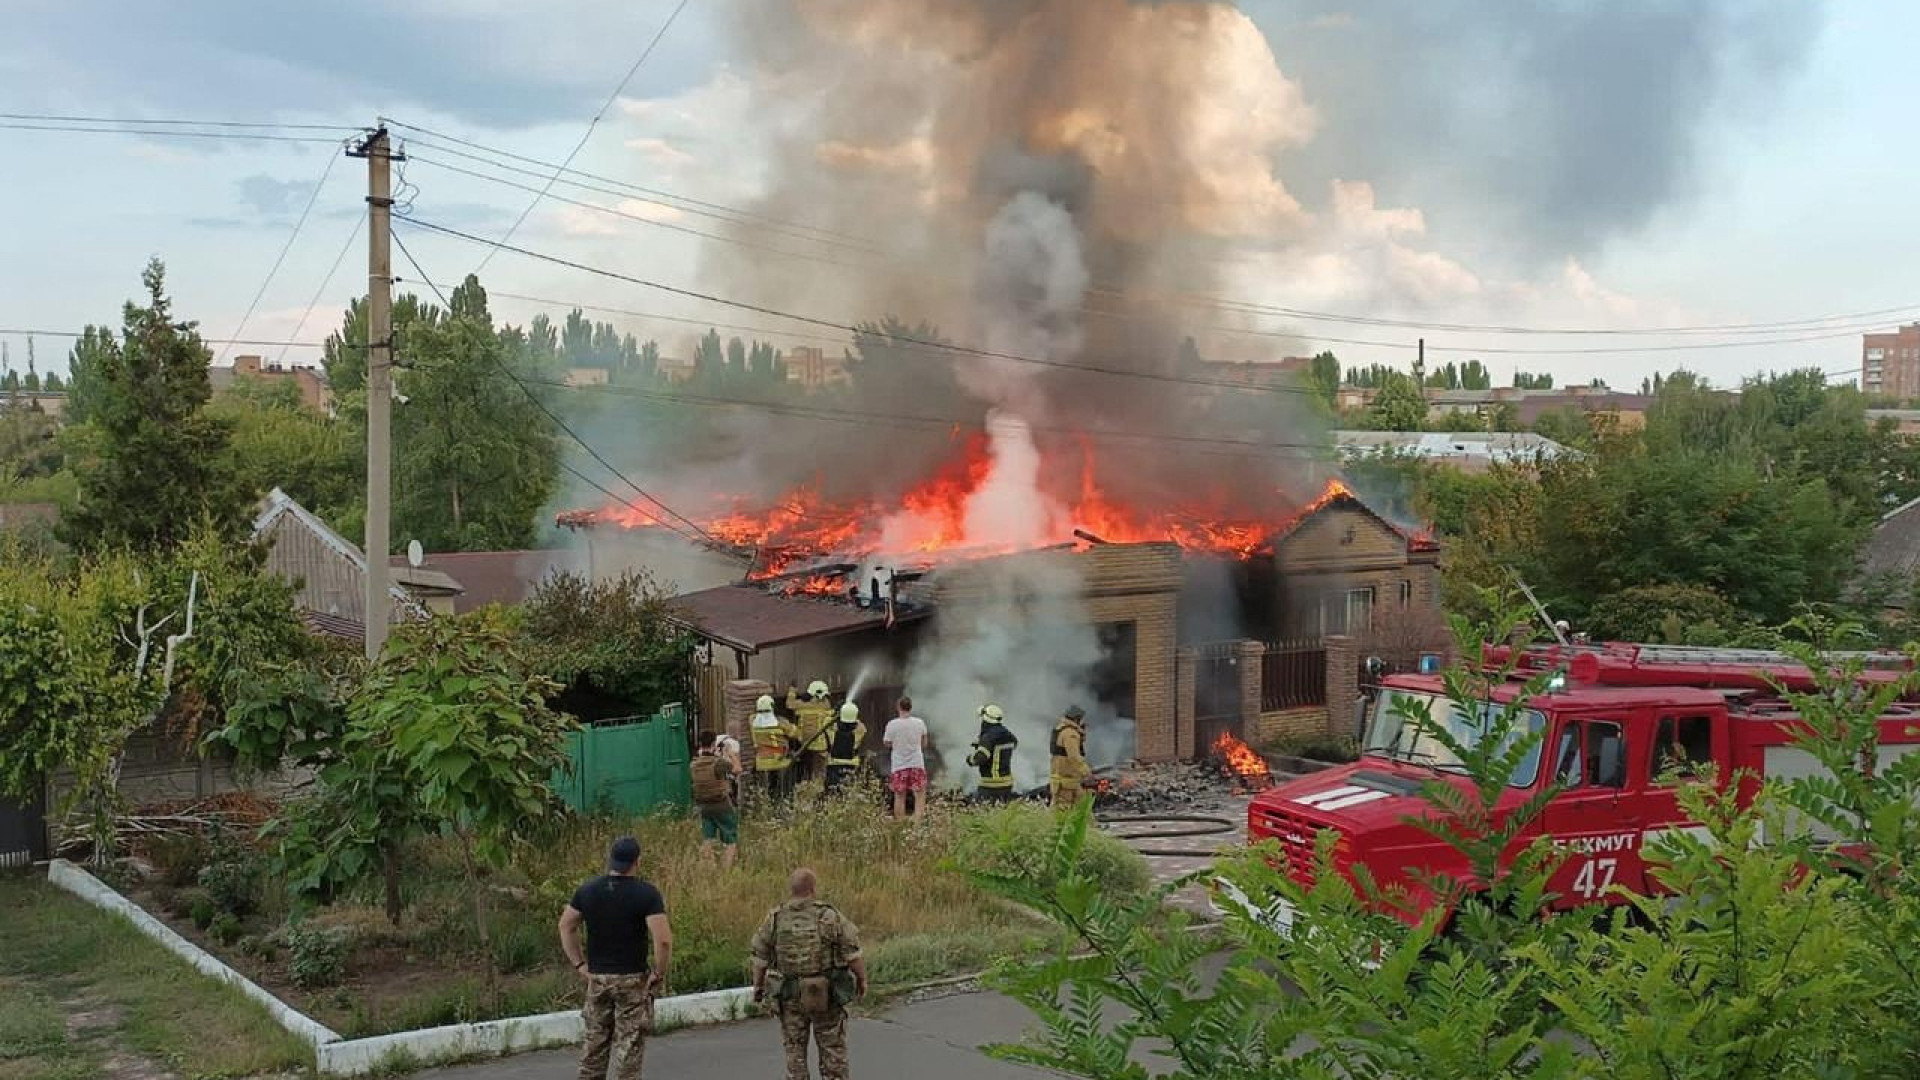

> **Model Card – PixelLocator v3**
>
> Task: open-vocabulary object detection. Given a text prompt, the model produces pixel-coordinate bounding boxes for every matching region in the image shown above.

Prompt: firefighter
[967,704,1018,803]
[824,701,866,795]
[787,680,837,783]
[1050,705,1091,810]
[751,694,799,802]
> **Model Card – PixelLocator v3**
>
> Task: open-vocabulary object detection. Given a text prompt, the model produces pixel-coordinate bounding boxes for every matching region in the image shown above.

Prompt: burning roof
[554,428,1410,587]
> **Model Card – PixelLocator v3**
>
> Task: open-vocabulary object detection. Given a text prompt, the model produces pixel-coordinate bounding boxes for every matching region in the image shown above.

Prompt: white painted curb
[313,988,756,1076]
[46,860,758,1076]
[45,858,341,1047]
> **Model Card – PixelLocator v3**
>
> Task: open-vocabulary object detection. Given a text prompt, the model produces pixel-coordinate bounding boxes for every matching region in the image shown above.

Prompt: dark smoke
[1270,0,1828,261]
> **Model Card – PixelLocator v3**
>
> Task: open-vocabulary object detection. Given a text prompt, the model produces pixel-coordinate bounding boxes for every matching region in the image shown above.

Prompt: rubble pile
[1093,761,1247,818]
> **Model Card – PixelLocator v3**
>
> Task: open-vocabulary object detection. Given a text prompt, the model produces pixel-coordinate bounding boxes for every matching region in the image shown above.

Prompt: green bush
[209,912,243,946]
[1263,732,1360,763]
[188,896,216,931]
[145,832,211,887]
[197,851,261,919]
[950,804,1151,897]
[166,886,210,920]
[286,925,347,990]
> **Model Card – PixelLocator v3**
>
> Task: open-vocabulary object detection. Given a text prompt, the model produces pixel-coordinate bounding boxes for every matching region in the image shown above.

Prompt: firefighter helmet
[755,694,775,712]
[839,701,860,723]
[980,704,1005,723]
[807,680,830,700]
[1064,704,1086,722]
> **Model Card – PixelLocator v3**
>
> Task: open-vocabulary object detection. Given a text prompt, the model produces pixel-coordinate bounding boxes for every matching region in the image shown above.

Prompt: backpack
[772,902,853,1015]
[691,755,731,807]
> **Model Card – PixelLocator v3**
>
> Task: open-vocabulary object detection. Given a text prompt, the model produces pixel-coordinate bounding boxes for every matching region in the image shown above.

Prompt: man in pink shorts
[883,696,929,821]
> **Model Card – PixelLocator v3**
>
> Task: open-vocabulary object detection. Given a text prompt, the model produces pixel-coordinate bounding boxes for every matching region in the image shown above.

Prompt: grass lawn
[0,871,310,1080]
[121,780,1151,1039]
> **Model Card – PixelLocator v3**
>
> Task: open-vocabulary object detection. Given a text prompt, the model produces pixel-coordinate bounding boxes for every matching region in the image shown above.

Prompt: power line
[277,214,364,365]
[407,152,864,268]
[382,118,1920,341]
[0,328,329,348]
[518,373,1335,463]
[382,118,873,250]
[219,145,346,365]
[0,121,348,144]
[0,111,363,132]
[388,228,726,550]
[396,214,1336,398]
[473,0,693,273]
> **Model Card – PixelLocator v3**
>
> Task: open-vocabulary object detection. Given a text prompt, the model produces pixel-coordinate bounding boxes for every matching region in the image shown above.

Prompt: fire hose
[1096,813,1241,858]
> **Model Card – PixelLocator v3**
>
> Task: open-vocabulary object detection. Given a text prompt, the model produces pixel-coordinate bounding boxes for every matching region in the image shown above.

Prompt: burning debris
[1212,731,1273,793]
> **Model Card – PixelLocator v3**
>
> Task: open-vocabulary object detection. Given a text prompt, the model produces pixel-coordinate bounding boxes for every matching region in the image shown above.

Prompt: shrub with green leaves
[950,803,1150,897]
[286,925,347,990]
[197,853,261,920]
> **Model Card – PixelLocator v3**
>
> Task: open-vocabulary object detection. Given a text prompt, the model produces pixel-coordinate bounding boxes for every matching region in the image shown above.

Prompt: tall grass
[507,777,1146,992]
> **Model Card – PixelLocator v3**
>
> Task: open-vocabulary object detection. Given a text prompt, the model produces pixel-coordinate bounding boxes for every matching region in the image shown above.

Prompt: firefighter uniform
[788,681,837,783]
[750,897,864,1080]
[751,695,799,802]
[824,702,866,795]
[1050,706,1091,810]
[968,704,1019,803]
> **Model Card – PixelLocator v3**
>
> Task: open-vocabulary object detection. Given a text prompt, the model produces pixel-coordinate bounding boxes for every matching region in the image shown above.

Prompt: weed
[209,912,244,946]
[948,803,1152,896]
[142,832,211,888]
[1263,731,1360,763]
[197,853,261,919]
[286,924,347,990]
[188,895,216,930]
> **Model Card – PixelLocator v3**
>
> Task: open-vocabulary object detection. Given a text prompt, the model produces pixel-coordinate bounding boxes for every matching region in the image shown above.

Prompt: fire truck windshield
[1363,689,1548,787]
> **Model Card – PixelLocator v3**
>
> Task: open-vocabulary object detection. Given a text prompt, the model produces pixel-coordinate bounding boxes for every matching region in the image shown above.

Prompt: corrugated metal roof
[667,583,928,653]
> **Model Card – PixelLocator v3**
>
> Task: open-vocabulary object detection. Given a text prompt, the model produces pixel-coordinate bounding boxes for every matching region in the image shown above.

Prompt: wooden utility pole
[350,127,399,660]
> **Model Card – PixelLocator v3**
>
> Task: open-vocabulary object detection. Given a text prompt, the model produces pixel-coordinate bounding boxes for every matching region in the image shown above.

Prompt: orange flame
[560,433,1369,573]
[1214,731,1272,787]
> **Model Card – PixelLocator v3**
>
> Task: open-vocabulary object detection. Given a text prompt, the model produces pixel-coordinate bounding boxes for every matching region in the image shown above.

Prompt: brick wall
[1254,706,1331,744]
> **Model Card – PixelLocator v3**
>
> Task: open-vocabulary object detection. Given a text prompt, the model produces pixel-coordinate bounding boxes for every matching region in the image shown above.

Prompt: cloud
[624,136,695,167]
[236,174,311,216]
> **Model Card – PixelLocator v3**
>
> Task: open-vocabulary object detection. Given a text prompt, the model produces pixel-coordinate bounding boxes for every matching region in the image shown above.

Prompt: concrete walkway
[414,990,1061,1079]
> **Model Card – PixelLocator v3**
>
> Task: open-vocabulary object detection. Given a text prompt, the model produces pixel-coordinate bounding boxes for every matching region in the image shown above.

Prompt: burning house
[557,469,1444,789]
[541,0,1465,785]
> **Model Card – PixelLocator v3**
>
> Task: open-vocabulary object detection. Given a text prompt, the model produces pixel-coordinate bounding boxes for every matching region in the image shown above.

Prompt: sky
[0,0,1913,392]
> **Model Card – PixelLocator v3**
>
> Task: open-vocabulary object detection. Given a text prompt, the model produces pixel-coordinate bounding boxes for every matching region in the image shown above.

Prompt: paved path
[415,990,1059,1079]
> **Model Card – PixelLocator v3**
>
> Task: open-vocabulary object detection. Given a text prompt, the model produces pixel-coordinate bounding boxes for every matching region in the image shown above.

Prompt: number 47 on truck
[1239,642,1920,929]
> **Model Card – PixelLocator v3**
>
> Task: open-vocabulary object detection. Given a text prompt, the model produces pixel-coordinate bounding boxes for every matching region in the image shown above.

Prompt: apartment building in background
[1864,324,1920,400]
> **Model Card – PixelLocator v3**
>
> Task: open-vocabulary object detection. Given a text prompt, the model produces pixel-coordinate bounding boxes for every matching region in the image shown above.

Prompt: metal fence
[1193,641,1245,751]
[1261,639,1327,712]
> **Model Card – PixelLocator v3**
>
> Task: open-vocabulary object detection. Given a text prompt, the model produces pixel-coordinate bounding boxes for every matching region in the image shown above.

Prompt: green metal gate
[554,704,691,816]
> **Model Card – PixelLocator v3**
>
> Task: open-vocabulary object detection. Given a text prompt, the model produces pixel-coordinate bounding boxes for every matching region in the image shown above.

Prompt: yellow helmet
[808,680,830,700]
[839,702,860,723]
[755,694,775,712]
[979,704,1004,723]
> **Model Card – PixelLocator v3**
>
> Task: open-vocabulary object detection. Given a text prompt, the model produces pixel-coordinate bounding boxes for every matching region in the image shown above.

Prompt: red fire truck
[1239,642,1920,929]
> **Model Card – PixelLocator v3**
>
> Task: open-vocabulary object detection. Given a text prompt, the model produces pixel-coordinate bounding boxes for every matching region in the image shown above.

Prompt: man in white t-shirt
[882,696,929,821]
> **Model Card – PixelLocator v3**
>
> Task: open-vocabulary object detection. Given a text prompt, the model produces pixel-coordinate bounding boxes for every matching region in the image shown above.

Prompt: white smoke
[899,188,1118,791]
[906,551,1102,792]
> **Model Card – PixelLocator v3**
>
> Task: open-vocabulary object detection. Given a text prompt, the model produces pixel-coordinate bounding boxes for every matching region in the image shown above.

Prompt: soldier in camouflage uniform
[750,868,868,1080]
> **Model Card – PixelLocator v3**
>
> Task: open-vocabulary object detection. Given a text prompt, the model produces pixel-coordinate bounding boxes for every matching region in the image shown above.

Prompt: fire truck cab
[1242,643,1920,928]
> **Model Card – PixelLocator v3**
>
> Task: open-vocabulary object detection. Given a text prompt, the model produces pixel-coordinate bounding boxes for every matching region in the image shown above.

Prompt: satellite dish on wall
[406,539,424,568]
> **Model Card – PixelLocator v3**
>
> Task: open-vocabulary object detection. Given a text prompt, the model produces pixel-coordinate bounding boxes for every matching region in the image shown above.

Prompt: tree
[1307,350,1341,408]
[522,570,693,720]
[62,259,243,551]
[1365,370,1428,430]
[207,378,359,526]
[264,611,570,936]
[41,371,63,392]
[1582,583,1754,645]
[1512,370,1555,390]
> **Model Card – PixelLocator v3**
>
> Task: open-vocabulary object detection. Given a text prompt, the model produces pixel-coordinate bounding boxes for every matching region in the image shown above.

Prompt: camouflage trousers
[779,1003,849,1079]
[579,973,654,1080]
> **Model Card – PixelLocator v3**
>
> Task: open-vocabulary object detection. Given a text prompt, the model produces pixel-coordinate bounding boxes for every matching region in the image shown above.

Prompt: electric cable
[389,228,726,549]
[473,0,693,272]
[0,111,362,131]
[219,143,347,365]
[276,214,364,366]
[0,121,348,143]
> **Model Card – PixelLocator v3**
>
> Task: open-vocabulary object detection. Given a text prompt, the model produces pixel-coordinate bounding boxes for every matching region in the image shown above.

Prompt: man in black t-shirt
[559,836,673,1080]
